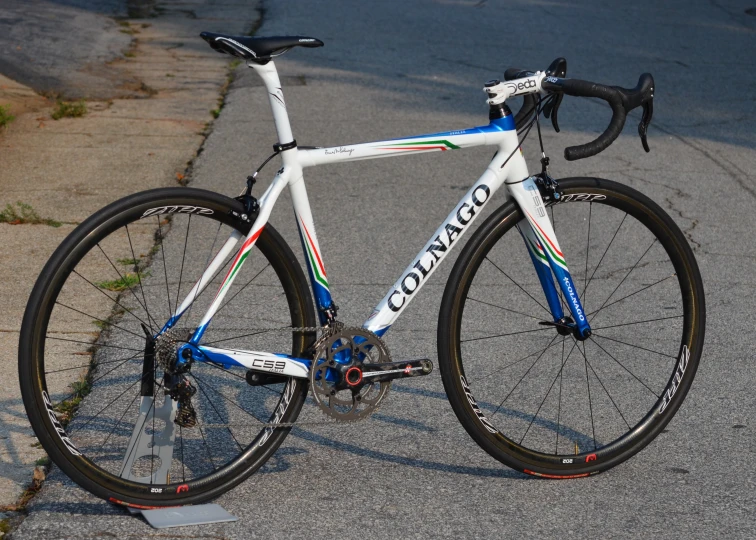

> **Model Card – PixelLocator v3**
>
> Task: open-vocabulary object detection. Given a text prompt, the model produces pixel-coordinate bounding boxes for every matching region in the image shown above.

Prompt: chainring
[309,326,391,422]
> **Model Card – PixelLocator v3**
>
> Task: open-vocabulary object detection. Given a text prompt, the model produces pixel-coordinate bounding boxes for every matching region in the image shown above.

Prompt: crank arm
[344,358,433,387]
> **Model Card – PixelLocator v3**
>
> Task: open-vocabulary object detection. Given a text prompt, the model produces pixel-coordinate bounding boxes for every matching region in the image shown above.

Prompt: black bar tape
[542,78,627,161]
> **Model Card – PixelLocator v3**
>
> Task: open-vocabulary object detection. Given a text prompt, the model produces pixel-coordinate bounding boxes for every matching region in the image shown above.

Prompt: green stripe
[527,238,548,263]
[384,139,460,150]
[304,241,329,288]
[533,228,566,267]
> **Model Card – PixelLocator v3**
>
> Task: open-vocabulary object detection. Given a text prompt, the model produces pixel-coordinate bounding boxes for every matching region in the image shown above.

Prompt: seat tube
[250,61,295,144]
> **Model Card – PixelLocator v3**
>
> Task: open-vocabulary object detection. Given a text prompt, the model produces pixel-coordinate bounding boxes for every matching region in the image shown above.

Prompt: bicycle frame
[163,60,591,375]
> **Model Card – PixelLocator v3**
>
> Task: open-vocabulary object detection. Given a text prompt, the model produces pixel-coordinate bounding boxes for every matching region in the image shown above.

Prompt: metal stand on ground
[119,396,237,528]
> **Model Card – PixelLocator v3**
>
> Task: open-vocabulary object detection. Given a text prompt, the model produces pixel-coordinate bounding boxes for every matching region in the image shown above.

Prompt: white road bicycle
[20,33,705,507]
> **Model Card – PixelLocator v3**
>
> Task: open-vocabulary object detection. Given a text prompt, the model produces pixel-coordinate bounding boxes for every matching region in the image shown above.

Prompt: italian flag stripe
[300,218,329,289]
[376,139,460,151]
[215,228,263,299]
[525,210,565,260]
[527,238,548,264]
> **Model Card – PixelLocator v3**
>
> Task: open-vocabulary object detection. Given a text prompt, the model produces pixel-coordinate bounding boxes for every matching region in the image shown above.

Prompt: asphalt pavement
[12,0,756,538]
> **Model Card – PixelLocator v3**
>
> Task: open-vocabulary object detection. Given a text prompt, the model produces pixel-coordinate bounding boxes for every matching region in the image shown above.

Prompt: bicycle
[19,32,705,508]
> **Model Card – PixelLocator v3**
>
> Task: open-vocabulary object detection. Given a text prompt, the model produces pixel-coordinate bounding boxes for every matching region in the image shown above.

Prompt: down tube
[364,155,523,337]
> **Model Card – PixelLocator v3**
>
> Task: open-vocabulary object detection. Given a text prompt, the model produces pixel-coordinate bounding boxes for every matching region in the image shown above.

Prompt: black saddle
[200,32,324,63]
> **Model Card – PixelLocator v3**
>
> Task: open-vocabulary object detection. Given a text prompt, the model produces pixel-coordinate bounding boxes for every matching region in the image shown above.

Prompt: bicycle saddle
[200,32,324,63]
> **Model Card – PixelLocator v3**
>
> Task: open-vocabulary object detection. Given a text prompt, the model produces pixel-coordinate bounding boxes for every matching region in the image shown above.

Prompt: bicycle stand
[119,396,237,528]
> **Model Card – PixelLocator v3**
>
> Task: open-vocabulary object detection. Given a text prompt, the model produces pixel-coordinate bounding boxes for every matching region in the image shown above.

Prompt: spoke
[46,356,140,375]
[72,270,151,330]
[156,216,172,319]
[555,338,565,454]
[69,369,157,434]
[189,372,267,425]
[45,336,141,353]
[195,419,216,472]
[461,326,554,344]
[475,338,566,382]
[216,264,271,316]
[98,239,158,331]
[55,302,144,340]
[587,337,660,397]
[592,314,683,331]
[97,389,140,453]
[583,213,627,298]
[52,352,143,409]
[190,373,244,452]
[581,341,597,451]
[466,297,543,322]
[577,343,631,430]
[519,336,574,445]
[175,214,192,316]
[484,257,551,316]
[589,238,657,326]
[591,333,676,359]
[586,274,676,318]
[179,424,186,483]
[491,334,560,418]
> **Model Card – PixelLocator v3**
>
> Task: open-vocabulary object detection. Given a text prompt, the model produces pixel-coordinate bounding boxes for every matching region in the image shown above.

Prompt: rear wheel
[19,188,316,506]
[438,177,705,477]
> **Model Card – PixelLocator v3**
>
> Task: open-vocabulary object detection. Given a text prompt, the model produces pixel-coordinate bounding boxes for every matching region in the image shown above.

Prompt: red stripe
[524,209,564,258]
[378,146,447,151]
[300,218,326,276]
[523,470,590,479]
[215,228,263,296]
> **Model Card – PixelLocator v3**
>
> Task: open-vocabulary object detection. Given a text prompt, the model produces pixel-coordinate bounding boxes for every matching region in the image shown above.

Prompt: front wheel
[19,187,316,506]
[438,177,705,477]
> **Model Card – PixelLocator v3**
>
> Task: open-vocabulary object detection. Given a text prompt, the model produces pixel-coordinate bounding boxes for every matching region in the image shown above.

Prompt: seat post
[249,61,295,146]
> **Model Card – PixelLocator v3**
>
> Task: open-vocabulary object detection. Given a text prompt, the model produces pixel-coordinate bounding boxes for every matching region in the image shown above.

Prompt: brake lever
[638,100,653,152]
[543,93,563,133]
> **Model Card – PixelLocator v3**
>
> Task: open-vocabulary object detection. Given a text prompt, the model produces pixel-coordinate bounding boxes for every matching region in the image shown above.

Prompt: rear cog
[309,327,391,422]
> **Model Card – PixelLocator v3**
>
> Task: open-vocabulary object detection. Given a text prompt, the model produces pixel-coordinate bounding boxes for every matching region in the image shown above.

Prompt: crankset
[309,326,433,422]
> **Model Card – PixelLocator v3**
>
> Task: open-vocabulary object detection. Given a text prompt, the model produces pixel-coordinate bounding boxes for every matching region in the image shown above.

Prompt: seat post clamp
[273,140,297,153]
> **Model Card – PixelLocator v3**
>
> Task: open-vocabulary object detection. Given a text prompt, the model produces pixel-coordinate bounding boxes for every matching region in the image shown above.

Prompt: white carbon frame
[170,60,567,377]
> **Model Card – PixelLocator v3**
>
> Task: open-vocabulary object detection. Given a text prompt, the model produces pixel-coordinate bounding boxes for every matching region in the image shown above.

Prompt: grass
[116,257,140,266]
[0,202,61,227]
[0,104,14,129]
[51,100,87,120]
[95,271,150,292]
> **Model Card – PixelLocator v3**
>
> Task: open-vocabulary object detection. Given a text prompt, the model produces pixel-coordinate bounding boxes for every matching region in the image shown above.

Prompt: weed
[96,271,150,292]
[141,23,151,28]
[0,202,61,227]
[229,58,242,70]
[116,257,139,266]
[34,457,50,467]
[124,50,136,58]
[0,104,14,128]
[0,518,11,536]
[165,73,175,77]
[118,20,130,27]
[139,82,158,96]
[51,100,87,120]
[210,108,221,119]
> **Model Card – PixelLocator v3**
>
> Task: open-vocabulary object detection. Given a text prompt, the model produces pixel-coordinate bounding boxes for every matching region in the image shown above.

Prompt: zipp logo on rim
[460,376,498,434]
[42,391,81,456]
[141,206,214,218]
[554,194,606,203]
[659,345,690,414]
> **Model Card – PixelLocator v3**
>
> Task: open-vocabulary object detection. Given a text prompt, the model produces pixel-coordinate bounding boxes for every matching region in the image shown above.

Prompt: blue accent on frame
[517,226,564,321]
[546,260,591,338]
[386,116,515,142]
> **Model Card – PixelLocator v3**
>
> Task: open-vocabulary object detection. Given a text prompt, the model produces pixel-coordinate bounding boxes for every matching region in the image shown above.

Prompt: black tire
[19,187,316,507]
[438,178,705,477]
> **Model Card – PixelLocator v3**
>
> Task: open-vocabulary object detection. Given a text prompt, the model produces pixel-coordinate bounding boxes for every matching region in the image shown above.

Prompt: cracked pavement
[9,0,756,538]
